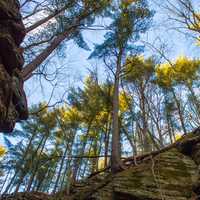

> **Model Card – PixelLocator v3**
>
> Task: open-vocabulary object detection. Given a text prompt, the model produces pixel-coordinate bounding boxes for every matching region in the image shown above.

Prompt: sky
[24,0,200,107]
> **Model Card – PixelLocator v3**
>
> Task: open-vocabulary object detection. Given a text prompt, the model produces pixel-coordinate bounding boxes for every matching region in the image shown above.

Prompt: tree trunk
[52,147,68,194]
[4,131,37,194]
[0,169,10,193]
[26,1,75,33]
[111,49,124,173]
[72,121,92,182]
[140,85,151,152]
[104,118,111,168]
[22,8,98,81]
[171,89,187,134]
[186,83,200,118]
[26,134,49,192]
[60,131,76,191]
[14,133,45,193]
[22,26,76,81]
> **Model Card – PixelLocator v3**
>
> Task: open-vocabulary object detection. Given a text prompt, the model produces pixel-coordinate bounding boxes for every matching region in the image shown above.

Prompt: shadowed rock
[0,0,28,133]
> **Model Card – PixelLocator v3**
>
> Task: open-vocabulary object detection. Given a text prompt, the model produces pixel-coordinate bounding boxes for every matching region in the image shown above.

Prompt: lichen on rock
[0,0,28,133]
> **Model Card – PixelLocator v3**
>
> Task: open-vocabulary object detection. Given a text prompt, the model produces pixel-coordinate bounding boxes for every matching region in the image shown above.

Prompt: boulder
[67,128,200,200]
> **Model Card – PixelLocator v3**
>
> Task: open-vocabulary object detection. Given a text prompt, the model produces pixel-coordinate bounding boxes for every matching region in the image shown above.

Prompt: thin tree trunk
[167,115,174,144]
[34,170,47,192]
[26,1,75,33]
[91,139,98,174]
[4,131,37,194]
[26,134,49,192]
[122,126,136,154]
[104,118,111,168]
[0,169,10,193]
[171,89,187,134]
[186,83,200,117]
[111,49,124,173]
[72,121,92,182]
[45,166,57,193]
[14,134,45,193]
[60,131,76,191]
[96,133,104,172]
[140,86,151,152]
[52,147,68,194]
[22,8,99,81]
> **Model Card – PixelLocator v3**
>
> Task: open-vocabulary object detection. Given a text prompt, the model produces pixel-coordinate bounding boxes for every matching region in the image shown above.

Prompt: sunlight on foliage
[155,62,174,88]
[119,91,131,113]
[174,133,182,141]
[156,56,200,88]
[0,145,6,157]
[124,55,155,82]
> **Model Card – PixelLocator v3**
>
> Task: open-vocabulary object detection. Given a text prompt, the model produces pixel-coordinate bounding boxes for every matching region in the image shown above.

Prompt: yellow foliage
[121,0,137,8]
[196,38,200,46]
[97,157,110,170]
[124,55,155,82]
[119,91,131,113]
[56,106,81,124]
[95,110,109,124]
[98,158,105,170]
[155,55,200,88]
[64,106,81,122]
[155,63,174,88]
[174,56,200,82]
[188,13,200,33]
[174,133,182,141]
[0,145,6,157]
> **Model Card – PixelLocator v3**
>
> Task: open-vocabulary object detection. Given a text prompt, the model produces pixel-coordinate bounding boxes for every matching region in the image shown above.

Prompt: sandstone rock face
[0,0,28,133]
[99,149,198,200]
[68,128,200,200]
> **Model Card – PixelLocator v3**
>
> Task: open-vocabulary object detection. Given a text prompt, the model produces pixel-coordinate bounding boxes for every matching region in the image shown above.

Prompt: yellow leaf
[0,145,6,157]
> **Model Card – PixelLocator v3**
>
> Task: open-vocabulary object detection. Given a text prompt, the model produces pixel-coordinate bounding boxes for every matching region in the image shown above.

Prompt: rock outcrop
[1,128,200,200]
[0,0,28,133]
[62,128,200,200]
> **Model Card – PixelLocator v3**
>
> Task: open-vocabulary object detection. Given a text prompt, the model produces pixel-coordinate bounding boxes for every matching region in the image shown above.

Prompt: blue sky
[24,0,200,107]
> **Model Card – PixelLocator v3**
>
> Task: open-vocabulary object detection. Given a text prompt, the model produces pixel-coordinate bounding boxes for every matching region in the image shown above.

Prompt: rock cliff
[0,0,28,133]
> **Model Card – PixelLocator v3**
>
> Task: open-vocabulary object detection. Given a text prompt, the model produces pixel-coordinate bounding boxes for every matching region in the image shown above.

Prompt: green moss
[67,135,200,200]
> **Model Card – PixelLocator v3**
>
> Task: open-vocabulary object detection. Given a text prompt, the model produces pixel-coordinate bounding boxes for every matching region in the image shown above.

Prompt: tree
[166,0,200,44]
[155,56,200,133]
[22,0,111,80]
[123,56,156,151]
[89,0,153,172]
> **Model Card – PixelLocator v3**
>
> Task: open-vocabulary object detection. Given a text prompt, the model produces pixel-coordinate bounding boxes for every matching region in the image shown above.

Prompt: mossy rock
[89,149,198,200]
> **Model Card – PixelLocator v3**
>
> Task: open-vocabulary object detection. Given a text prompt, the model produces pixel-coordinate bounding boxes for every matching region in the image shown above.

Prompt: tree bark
[104,118,111,168]
[22,8,100,81]
[22,26,76,81]
[171,89,187,134]
[111,49,124,173]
